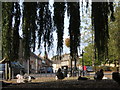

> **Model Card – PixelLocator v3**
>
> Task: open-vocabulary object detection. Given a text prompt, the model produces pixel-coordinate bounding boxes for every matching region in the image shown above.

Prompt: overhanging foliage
[2,1,117,63]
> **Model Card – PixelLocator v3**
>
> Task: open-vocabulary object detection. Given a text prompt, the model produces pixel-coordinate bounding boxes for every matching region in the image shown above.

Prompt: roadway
[29,71,113,79]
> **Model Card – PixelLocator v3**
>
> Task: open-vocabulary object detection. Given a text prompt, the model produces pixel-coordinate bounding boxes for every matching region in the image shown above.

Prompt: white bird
[103,76,109,79]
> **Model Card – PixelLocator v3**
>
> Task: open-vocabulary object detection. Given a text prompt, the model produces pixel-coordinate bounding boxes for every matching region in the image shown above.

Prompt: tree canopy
[1,1,117,63]
[79,2,120,67]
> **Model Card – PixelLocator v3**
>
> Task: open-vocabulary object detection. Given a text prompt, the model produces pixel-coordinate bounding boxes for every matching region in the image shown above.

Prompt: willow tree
[12,2,21,60]
[37,2,53,54]
[53,2,66,59]
[22,2,37,60]
[2,1,118,76]
[108,5,120,71]
[115,5,120,64]
[2,2,14,61]
[2,2,21,79]
[92,2,115,63]
[22,2,53,58]
[2,2,21,61]
[67,2,81,73]
[53,2,81,75]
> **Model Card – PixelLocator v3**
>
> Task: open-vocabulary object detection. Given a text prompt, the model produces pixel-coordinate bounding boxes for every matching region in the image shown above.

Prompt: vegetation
[65,38,70,48]
[92,2,115,61]
[108,5,120,66]
[81,3,120,67]
[2,2,20,61]
[1,1,120,72]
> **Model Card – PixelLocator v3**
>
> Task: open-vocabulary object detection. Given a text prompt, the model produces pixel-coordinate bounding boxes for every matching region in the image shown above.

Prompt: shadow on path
[1,79,120,89]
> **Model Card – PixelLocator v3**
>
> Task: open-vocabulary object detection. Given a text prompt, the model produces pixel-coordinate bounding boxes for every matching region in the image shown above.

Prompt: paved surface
[29,72,113,79]
[29,73,56,78]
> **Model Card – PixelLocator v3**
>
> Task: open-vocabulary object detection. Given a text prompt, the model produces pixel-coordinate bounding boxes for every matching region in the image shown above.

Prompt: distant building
[52,60,61,73]
[18,38,53,74]
[51,53,80,72]
[29,52,42,73]
[41,51,53,73]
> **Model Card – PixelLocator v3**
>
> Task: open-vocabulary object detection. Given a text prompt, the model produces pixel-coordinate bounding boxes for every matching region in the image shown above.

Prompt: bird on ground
[112,72,120,84]
[78,76,89,80]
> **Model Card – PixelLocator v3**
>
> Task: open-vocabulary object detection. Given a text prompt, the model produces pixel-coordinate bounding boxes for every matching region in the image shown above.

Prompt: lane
[29,71,113,79]
[87,71,113,79]
[29,73,56,78]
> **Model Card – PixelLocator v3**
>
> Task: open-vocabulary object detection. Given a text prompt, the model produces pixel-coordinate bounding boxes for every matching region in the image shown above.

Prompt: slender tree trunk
[74,57,77,76]
[8,61,12,80]
[27,58,30,75]
[8,65,11,80]
[92,29,94,67]
[94,48,97,72]
[82,55,84,76]
[70,58,72,76]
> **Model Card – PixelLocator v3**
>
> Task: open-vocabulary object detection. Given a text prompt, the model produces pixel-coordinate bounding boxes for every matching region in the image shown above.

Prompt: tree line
[80,3,120,68]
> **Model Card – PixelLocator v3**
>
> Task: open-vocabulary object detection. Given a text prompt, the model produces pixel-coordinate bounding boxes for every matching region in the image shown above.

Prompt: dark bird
[24,75,35,80]
[78,76,89,80]
[30,76,35,79]
[112,72,120,84]
[94,69,104,80]
[56,68,65,80]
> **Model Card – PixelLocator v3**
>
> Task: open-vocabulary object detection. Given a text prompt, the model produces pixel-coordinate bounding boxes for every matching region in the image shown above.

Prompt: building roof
[37,53,53,63]
[30,52,43,60]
